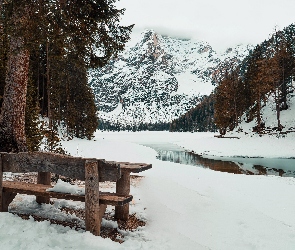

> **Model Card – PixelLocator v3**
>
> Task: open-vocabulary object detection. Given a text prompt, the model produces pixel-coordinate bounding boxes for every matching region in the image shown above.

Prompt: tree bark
[257,89,261,133]
[275,88,281,130]
[0,5,30,152]
[0,2,3,37]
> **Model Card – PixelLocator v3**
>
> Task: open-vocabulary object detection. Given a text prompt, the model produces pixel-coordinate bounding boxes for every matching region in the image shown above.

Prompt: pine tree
[25,74,43,151]
[0,0,133,152]
[266,37,282,130]
[170,94,216,133]
[214,61,243,134]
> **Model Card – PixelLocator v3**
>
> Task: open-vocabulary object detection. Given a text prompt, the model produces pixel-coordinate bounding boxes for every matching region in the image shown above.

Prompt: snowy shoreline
[88,130,295,159]
[1,131,295,250]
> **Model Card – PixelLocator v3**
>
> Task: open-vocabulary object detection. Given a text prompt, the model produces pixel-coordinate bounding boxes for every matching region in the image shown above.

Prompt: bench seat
[2,181,133,206]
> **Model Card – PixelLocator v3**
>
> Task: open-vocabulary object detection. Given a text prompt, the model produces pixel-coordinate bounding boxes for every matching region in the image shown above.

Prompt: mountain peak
[141,29,159,41]
[89,31,251,130]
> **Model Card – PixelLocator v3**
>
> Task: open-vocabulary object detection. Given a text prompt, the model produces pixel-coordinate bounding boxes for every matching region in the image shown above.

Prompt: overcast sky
[116,0,295,52]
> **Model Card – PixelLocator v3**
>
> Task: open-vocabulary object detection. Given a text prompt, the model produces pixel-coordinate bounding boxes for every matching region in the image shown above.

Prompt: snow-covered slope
[228,86,295,138]
[89,30,251,128]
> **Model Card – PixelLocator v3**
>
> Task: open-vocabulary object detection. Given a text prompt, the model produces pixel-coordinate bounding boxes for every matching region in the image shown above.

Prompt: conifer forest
[171,24,295,134]
[213,25,295,135]
[0,0,133,152]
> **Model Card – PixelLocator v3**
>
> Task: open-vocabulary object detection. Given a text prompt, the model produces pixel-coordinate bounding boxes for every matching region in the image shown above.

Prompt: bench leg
[36,172,51,204]
[1,191,17,212]
[0,154,3,211]
[0,155,16,212]
[115,172,130,221]
[85,159,101,236]
[99,204,107,222]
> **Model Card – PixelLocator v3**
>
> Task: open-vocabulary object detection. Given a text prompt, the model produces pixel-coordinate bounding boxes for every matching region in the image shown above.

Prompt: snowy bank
[1,131,295,249]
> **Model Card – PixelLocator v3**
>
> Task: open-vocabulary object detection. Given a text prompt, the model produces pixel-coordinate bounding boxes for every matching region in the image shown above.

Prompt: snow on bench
[0,152,152,236]
[2,180,133,206]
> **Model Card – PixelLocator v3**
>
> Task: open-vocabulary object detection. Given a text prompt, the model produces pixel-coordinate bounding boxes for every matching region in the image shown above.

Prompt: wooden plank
[0,154,3,211]
[2,181,132,206]
[36,172,51,204]
[115,172,131,220]
[119,162,152,173]
[2,152,86,180]
[3,181,80,201]
[85,159,100,236]
[100,192,133,206]
[1,152,120,182]
[98,160,121,182]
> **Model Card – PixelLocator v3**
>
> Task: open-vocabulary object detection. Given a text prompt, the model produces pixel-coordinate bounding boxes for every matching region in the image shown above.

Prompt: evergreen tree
[214,24,295,134]
[170,94,216,133]
[0,0,133,152]
[214,61,245,134]
[243,45,273,132]
[25,74,43,152]
[61,54,98,139]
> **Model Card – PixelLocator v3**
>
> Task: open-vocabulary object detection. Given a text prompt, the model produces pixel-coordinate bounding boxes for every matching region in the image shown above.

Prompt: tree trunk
[0,1,6,109]
[275,88,281,130]
[0,2,30,152]
[46,42,52,130]
[0,2,3,44]
[257,89,261,133]
[0,35,30,152]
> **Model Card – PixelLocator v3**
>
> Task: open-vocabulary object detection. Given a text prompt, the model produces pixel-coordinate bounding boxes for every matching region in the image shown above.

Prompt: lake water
[142,143,295,177]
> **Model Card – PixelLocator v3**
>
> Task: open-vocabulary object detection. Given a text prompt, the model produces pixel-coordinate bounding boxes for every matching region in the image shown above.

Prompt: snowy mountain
[89,30,252,129]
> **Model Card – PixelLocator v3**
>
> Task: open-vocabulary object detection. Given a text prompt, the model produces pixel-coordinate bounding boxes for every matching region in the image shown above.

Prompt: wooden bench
[0,152,152,236]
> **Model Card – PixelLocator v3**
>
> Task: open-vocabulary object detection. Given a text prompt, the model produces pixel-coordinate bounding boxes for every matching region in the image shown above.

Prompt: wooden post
[0,154,3,212]
[85,159,100,236]
[115,171,130,220]
[99,204,107,222]
[2,192,16,212]
[0,153,16,212]
[36,172,51,204]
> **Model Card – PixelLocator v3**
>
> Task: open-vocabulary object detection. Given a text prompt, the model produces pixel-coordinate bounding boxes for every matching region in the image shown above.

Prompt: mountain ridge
[89,30,252,130]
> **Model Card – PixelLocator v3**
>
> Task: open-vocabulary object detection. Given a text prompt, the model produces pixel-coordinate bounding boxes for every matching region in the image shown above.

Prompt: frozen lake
[143,143,295,177]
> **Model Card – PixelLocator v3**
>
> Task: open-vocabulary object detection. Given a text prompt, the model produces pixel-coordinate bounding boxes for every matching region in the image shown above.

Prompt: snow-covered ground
[1,131,295,250]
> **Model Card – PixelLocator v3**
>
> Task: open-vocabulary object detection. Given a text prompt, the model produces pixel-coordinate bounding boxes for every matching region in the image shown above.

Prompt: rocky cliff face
[89,30,251,129]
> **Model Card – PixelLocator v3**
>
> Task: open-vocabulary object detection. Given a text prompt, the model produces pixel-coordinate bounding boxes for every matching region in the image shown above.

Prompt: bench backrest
[0,152,120,182]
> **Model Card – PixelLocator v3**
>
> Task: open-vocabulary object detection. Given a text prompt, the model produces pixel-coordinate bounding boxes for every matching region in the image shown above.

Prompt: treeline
[98,119,170,131]
[0,31,98,151]
[169,94,217,132]
[32,47,99,135]
[0,1,133,151]
[214,24,295,134]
